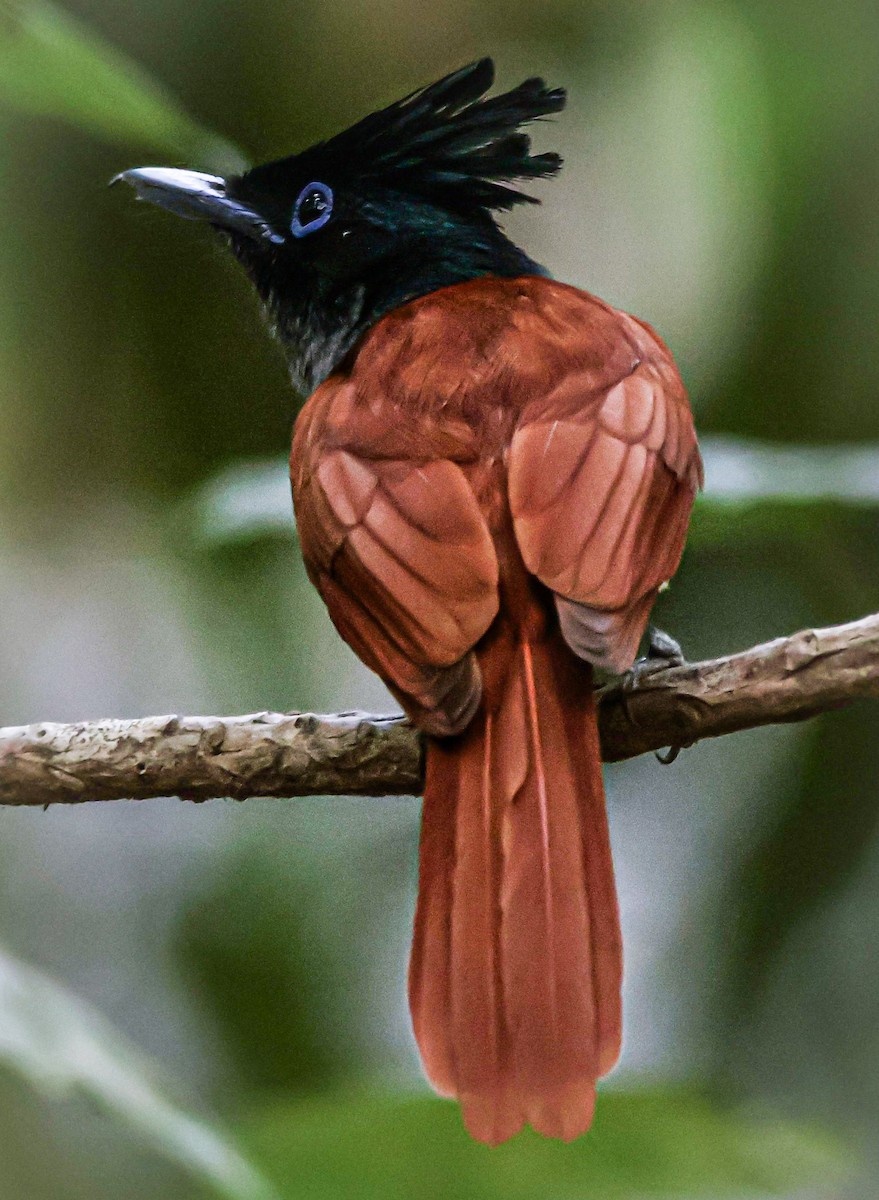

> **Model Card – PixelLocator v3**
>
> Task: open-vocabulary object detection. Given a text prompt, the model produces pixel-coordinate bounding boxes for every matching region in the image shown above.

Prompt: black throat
[229,220,546,397]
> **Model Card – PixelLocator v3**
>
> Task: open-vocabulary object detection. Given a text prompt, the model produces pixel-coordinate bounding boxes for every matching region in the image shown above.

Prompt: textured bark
[1,613,877,807]
[0,712,423,806]
[597,611,879,761]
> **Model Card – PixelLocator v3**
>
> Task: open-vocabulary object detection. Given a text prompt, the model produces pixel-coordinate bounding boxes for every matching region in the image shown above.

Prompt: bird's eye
[291,182,334,238]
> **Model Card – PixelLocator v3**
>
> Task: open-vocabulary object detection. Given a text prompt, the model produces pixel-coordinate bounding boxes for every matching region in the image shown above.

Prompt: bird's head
[116,58,566,392]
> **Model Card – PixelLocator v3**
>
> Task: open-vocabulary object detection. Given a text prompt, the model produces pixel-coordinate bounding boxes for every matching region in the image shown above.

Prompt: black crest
[241,58,566,215]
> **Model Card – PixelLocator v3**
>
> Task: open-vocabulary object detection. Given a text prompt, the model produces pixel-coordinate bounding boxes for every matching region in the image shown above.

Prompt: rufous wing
[292,393,499,735]
[509,358,701,673]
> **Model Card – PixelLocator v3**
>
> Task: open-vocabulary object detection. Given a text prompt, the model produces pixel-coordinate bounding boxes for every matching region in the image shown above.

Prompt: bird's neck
[247,227,545,396]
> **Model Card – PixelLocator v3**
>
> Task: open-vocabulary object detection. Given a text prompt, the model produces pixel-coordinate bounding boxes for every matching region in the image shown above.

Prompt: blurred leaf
[702,436,879,504]
[189,460,295,547]
[187,440,879,549]
[0,0,245,170]
[241,1087,850,1200]
[0,946,276,1200]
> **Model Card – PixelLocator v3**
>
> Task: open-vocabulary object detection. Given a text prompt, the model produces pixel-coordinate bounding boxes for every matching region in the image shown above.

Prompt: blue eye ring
[290,181,334,238]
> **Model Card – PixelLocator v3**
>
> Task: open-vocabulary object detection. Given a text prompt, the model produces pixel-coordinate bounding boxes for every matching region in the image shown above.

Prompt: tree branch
[1,613,878,807]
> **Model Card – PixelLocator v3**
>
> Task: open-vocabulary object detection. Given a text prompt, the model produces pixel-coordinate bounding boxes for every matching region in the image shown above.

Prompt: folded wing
[509,358,701,673]
[292,385,500,735]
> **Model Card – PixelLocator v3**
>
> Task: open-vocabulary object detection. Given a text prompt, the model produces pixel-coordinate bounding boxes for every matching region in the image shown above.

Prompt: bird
[116,57,701,1146]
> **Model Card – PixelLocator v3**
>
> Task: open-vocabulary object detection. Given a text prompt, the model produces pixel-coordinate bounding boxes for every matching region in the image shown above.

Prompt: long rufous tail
[408,631,622,1145]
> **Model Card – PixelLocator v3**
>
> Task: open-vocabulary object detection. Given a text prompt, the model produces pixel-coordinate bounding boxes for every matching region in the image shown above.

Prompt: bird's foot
[621,625,685,688]
[619,625,687,765]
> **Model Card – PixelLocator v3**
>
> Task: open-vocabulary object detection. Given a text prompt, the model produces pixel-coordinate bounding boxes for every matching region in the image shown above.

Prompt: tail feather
[450,706,509,1132]
[408,632,622,1145]
[561,678,624,1075]
[407,747,456,1095]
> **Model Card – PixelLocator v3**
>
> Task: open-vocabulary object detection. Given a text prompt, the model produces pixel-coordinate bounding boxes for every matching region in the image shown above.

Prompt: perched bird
[117,58,701,1145]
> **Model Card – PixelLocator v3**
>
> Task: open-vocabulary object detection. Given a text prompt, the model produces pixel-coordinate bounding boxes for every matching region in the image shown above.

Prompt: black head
[116,59,566,394]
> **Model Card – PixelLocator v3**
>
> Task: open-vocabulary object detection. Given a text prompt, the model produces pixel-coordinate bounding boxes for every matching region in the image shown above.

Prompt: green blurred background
[0,0,877,1196]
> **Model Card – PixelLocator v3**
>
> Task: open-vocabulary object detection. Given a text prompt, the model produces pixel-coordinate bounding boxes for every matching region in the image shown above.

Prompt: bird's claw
[617,625,687,765]
[620,625,685,691]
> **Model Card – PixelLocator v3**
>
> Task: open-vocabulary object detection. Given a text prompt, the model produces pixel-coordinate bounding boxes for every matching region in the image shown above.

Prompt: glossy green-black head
[116,59,566,393]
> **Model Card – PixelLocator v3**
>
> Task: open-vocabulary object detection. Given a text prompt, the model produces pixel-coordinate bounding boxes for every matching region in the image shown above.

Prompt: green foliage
[0,0,245,170]
[176,851,340,1095]
[724,705,879,1029]
[0,945,275,1200]
[240,1088,850,1200]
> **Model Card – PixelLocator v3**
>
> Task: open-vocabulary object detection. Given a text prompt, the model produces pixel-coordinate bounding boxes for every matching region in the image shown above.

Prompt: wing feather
[292,388,499,732]
[510,360,700,672]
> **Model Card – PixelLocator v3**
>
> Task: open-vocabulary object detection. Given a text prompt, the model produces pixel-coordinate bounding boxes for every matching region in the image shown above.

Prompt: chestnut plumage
[117,59,701,1144]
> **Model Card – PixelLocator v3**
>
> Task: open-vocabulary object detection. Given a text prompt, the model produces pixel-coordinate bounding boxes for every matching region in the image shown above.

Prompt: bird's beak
[111,167,285,244]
